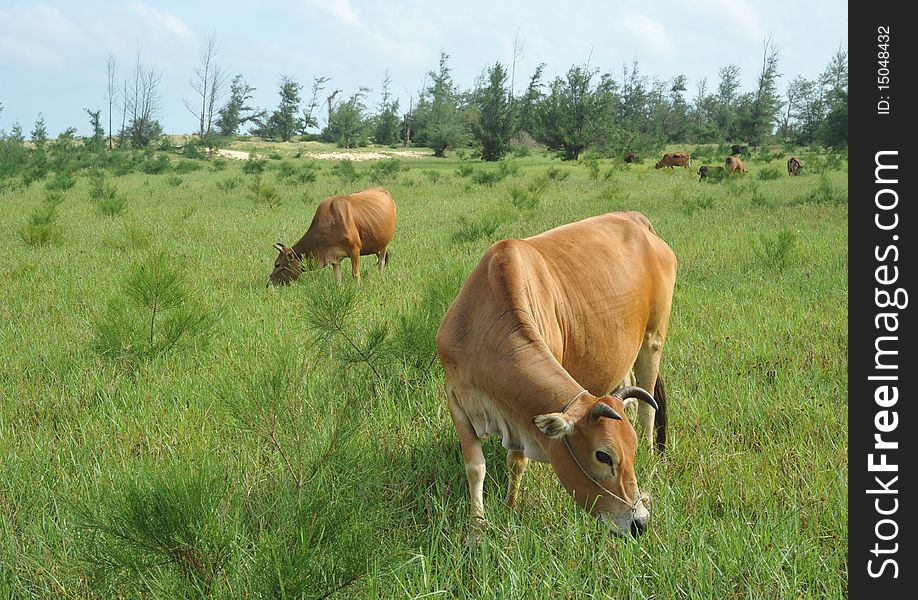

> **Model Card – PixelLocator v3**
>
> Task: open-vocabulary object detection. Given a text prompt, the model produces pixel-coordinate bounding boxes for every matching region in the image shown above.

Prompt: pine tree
[472,62,512,161]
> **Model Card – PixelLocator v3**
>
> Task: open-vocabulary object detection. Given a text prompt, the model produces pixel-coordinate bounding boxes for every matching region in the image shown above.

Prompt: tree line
[1,36,847,162]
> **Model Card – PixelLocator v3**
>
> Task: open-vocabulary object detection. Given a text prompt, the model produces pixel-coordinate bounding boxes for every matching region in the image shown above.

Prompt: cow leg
[349,250,361,282]
[505,449,529,508]
[377,244,390,274]
[332,261,342,284]
[447,394,488,530]
[633,331,665,452]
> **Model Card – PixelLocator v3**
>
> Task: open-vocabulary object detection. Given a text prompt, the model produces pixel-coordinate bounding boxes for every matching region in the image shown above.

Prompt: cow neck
[291,228,320,259]
[481,306,587,420]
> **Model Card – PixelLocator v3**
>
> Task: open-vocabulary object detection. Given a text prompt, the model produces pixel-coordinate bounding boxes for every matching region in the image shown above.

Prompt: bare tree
[184,33,226,139]
[106,54,117,149]
[509,31,525,98]
[123,51,164,147]
[300,76,331,134]
[119,78,128,147]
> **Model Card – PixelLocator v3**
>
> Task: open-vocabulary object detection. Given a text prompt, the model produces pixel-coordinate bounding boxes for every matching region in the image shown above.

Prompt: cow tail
[653,373,668,453]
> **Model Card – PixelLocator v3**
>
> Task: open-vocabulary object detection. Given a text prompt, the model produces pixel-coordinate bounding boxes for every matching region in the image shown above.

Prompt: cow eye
[595,451,614,466]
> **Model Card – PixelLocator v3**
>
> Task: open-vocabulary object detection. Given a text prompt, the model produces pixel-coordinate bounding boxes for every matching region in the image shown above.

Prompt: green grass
[0,145,847,598]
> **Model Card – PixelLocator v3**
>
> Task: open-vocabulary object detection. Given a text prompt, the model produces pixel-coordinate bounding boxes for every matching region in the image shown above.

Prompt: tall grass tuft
[796,174,846,205]
[451,206,509,243]
[752,227,797,271]
[19,202,63,247]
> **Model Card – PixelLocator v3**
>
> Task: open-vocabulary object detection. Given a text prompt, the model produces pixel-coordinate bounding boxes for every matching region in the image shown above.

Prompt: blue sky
[0,0,848,136]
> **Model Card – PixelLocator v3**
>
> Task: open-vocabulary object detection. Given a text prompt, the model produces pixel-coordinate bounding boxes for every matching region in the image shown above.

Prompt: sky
[0,0,848,137]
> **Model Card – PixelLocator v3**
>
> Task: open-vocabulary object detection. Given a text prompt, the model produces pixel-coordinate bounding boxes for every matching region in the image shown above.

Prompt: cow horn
[612,386,658,411]
[591,401,622,421]
[273,242,285,252]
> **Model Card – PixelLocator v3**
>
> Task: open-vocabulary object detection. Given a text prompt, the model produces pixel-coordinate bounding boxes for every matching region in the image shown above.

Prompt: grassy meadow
[0,142,848,598]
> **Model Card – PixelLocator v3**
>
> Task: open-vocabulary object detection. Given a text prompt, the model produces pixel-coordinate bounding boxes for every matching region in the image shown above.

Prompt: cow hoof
[465,516,490,547]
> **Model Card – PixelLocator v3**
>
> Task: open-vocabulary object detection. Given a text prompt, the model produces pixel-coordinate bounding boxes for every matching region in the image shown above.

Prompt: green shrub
[141,155,171,175]
[368,159,406,183]
[77,465,230,593]
[422,169,442,184]
[496,159,521,178]
[216,176,243,192]
[97,195,128,217]
[796,174,846,205]
[511,145,531,158]
[455,163,475,177]
[242,154,267,175]
[173,160,203,174]
[332,159,360,183]
[757,167,782,181]
[19,203,62,247]
[451,206,510,243]
[166,175,184,187]
[44,171,76,191]
[210,158,228,172]
[470,168,505,186]
[545,166,569,181]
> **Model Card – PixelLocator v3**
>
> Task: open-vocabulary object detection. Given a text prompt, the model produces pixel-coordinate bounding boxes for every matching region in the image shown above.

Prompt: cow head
[654,160,664,169]
[268,243,304,286]
[532,387,656,537]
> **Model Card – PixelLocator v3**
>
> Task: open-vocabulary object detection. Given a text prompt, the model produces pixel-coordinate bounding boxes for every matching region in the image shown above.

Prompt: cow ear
[532,412,575,439]
[273,243,285,253]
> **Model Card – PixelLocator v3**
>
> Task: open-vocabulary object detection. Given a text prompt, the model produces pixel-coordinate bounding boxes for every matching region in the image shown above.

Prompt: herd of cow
[267,147,800,539]
[653,146,804,181]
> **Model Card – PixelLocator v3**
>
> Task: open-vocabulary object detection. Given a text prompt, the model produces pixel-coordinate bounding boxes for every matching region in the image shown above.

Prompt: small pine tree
[473,62,512,161]
[30,113,48,149]
[93,251,213,361]
[86,109,106,152]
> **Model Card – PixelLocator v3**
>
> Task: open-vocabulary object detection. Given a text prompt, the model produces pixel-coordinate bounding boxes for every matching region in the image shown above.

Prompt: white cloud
[0,3,84,68]
[130,1,194,38]
[697,0,763,41]
[302,0,362,27]
[619,13,674,56]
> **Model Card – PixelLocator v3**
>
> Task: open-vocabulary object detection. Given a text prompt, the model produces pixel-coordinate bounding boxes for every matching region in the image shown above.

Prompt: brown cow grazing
[655,153,691,169]
[730,144,747,155]
[697,165,725,181]
[269,187,396,285]
[787,156,803,176]
[725,155,746,175]
[437,211,676,538]
[624,151,640,163]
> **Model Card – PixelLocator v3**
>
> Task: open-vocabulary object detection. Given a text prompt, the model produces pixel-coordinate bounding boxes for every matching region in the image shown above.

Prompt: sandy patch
[304,150,433,161]
[214,147,433,161]
[214,149,260,160]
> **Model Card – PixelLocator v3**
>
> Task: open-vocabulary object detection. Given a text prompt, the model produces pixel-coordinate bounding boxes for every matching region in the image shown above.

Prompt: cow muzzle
[600,493,650,538]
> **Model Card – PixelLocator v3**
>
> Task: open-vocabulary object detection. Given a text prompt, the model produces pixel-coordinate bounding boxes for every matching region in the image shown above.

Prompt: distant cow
[654,153,691,169]
[269,187,396,285]
[730,145,747,155]
[787,156,803,176]
[725,155,747,175]
[697,165,725,182]
[624,152,640,163]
